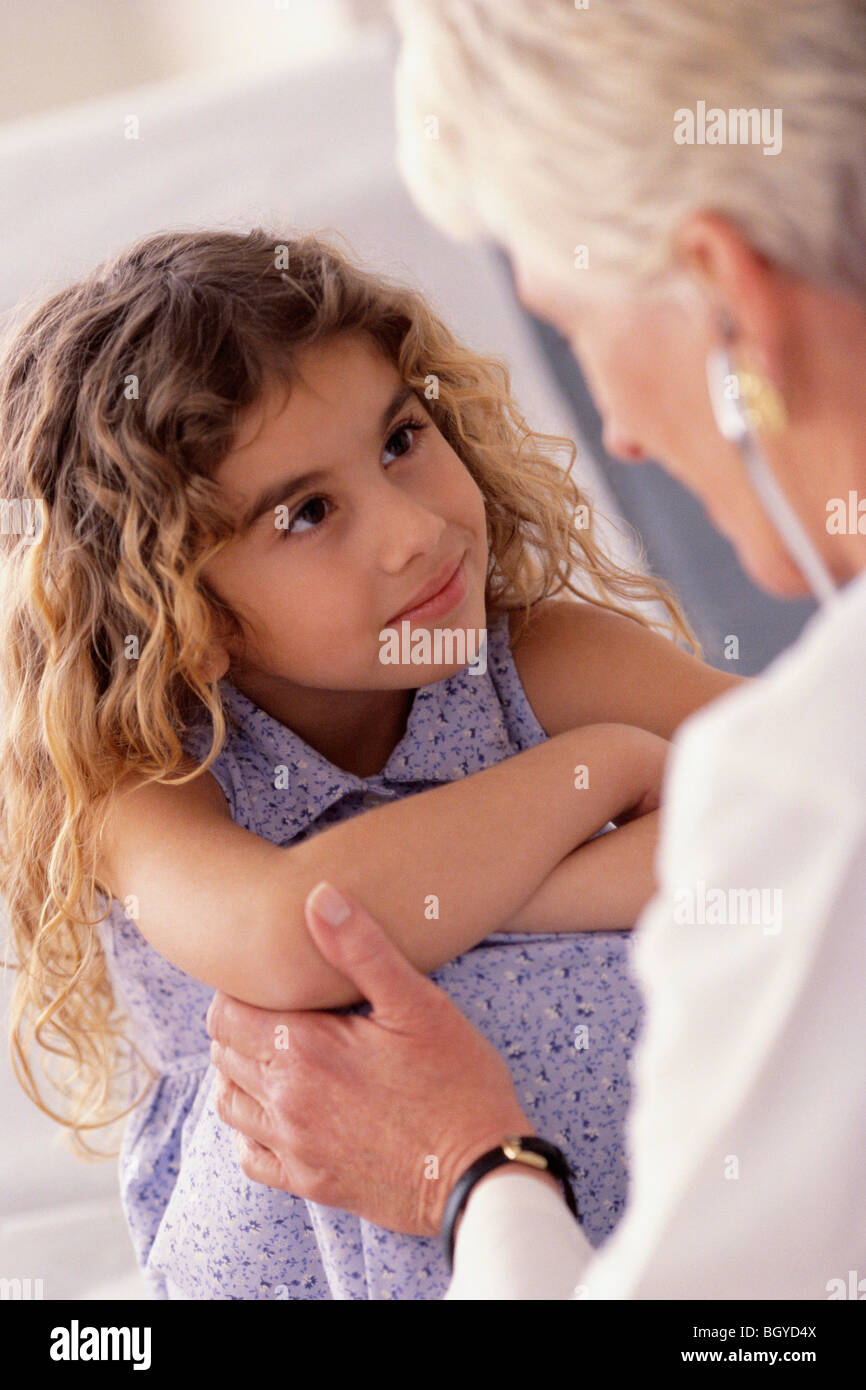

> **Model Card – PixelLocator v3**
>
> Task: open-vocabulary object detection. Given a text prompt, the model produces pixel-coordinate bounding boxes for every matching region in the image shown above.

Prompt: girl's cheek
[448,452,484,515]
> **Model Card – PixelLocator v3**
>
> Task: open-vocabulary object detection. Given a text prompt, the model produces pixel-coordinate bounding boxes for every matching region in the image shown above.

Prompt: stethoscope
[705,346,839,607]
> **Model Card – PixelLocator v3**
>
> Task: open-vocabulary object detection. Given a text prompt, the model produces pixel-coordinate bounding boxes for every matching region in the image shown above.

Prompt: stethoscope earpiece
[706,347,750,443]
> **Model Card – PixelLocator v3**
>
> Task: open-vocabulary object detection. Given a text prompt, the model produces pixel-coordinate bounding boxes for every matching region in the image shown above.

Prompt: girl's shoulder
[506,598,745,740]
[95,759,231,892]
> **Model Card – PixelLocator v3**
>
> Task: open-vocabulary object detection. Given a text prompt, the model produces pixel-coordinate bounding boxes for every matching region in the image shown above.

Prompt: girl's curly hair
[0,226,699,1157]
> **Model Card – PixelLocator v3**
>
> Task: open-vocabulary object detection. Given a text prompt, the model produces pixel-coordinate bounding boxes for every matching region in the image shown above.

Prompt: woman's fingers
[214,1072,274,1149]
[207,989,282,1060]
[234,1133,289,1190]
[303,880,434,1027]
[210,1037,266,1099]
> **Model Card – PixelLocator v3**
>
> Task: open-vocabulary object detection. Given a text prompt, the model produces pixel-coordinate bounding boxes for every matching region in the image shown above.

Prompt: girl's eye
[277,414,429,540]
[382,416,428,465]
[279,494,331,538]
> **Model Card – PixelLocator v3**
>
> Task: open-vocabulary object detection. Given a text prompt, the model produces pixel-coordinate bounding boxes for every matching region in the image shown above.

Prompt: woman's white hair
[392,0,866,297]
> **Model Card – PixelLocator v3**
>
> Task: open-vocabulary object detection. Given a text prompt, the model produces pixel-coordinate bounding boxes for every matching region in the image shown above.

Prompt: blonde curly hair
[0,226,698,1157]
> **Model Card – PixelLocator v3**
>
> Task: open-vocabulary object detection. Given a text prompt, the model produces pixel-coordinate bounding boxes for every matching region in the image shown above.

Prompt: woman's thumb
[304,881,426,1020]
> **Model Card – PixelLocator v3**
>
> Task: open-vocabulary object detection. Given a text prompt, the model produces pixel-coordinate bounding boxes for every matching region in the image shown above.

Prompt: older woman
[208,0,866,1298]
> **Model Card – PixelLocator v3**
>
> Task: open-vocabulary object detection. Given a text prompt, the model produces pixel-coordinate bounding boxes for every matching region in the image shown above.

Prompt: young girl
[0,228,741,1300]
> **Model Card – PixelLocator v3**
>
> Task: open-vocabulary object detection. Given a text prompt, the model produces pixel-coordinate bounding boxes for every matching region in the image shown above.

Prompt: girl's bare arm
[500,809,661,933]
[96,722,667,1010]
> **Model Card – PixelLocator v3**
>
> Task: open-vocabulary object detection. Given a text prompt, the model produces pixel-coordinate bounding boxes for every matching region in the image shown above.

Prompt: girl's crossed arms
[95,600,742,1011]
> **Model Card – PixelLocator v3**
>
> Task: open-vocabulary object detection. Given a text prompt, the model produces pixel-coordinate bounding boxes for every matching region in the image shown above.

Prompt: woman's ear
[673,209,790,385]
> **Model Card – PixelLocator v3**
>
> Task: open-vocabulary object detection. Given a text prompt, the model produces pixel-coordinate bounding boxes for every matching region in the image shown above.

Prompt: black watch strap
[441,1135,580,1273]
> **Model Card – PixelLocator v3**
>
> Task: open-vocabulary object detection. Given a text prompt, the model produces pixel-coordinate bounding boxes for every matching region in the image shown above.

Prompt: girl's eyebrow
[238,383,418,532]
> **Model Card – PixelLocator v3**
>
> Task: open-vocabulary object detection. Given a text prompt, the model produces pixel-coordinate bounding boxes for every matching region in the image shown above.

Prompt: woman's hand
[207,882,533,1237]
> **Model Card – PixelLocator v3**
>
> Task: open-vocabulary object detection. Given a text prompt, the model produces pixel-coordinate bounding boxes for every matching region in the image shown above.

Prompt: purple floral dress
[97,612,644,1299]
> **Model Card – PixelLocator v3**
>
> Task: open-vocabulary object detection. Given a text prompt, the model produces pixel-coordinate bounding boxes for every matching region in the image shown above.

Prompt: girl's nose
[376,489,447,569]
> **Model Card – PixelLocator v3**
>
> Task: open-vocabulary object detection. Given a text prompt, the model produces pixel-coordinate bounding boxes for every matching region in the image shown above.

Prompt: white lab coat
[447,569,866,1300]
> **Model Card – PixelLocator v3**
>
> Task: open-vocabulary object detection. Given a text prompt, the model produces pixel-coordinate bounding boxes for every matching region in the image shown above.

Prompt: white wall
[0,0,392,124]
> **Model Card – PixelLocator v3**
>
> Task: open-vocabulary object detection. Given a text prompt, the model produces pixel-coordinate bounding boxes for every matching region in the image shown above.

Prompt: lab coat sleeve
[444,1171,595,1299]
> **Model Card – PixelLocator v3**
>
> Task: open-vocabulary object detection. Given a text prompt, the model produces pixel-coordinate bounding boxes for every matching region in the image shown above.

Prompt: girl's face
[202,331,489,720]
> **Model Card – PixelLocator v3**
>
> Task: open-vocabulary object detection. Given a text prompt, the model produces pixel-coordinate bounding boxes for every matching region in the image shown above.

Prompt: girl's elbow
[258,937,364,1012]
[252,860,365,1009]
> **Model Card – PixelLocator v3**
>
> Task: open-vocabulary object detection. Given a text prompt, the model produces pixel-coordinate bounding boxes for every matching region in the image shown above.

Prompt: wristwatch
[441,1134,580,1272]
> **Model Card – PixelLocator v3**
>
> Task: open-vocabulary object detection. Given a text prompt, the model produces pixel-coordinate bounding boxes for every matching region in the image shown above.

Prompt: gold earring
[734,367,789,434]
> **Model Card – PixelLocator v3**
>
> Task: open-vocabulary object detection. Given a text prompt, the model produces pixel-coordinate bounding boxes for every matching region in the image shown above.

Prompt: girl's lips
[388,557,467,624]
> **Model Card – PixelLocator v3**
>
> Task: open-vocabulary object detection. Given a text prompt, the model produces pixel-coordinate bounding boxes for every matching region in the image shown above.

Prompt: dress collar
[211,621,515,834]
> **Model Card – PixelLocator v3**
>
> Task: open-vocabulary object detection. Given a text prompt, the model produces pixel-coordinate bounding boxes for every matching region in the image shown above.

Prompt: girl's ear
[199,645,231,684]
